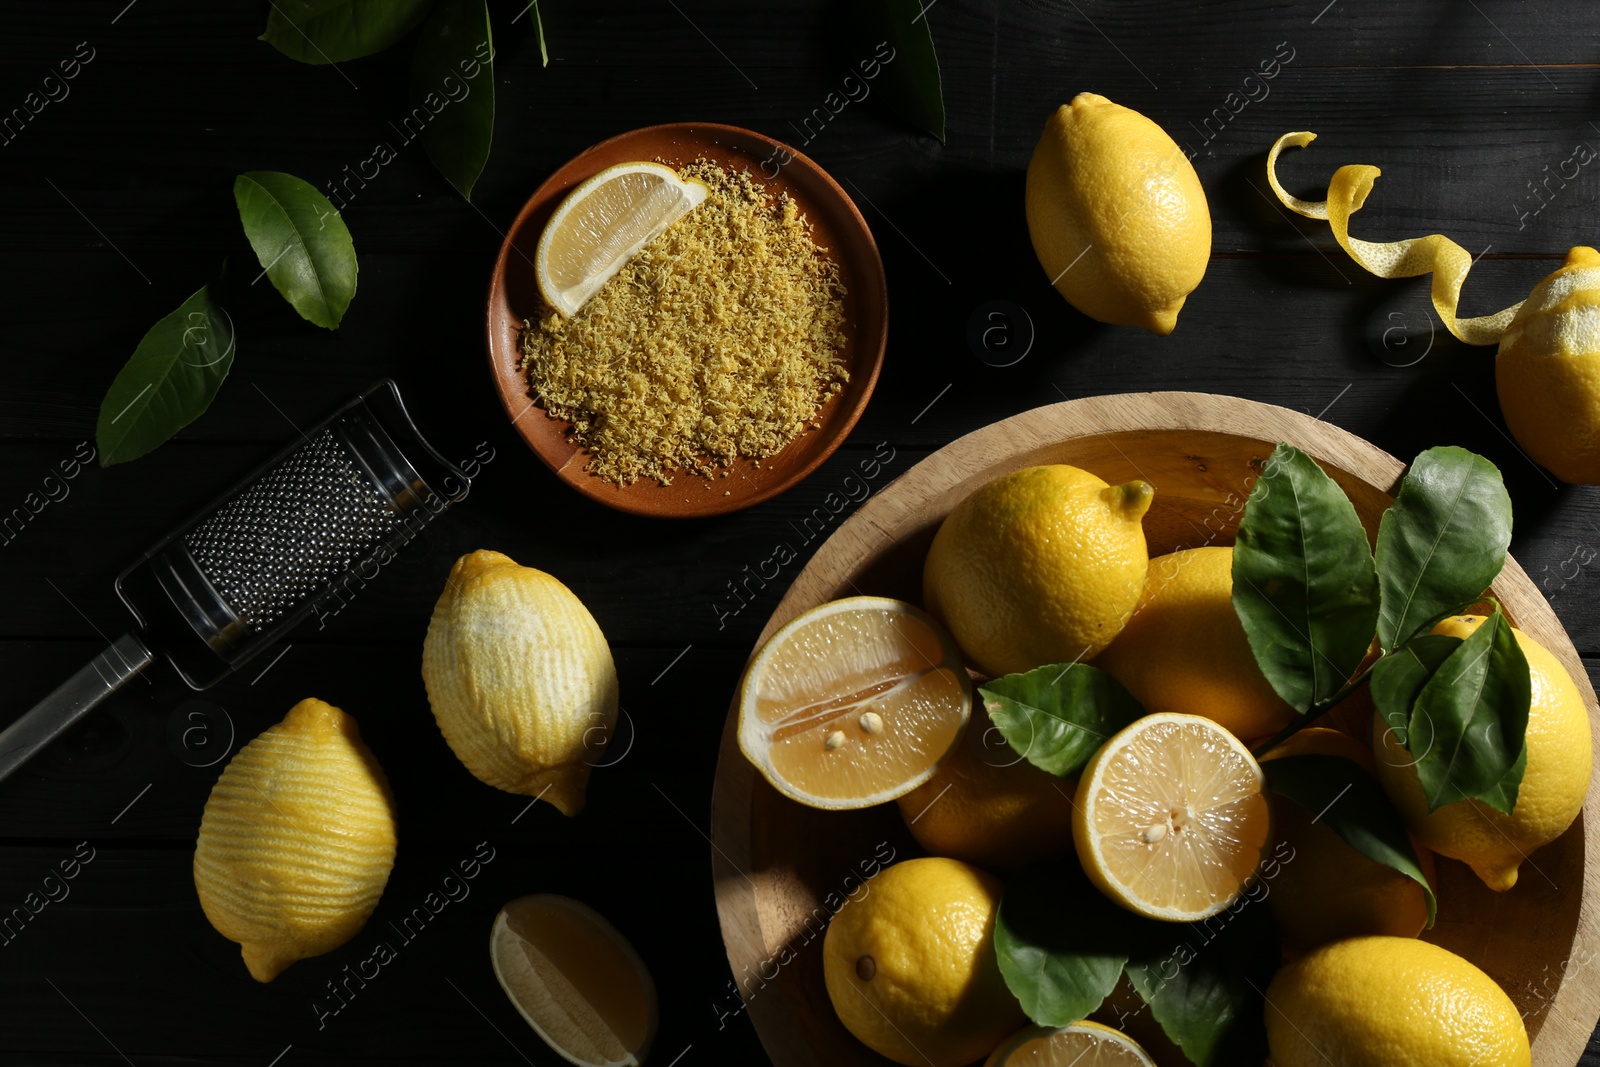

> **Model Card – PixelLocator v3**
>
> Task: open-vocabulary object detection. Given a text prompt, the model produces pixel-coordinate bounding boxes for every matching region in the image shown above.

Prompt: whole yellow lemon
[923,464,1152,678]
[1093,546,1294,741]
[1265,936,1529,1067]
[823,857,1025,1067]
[193,698,397,982]
[1025,93,1211,335]
[423,550,619,816]
[1373,614,1592,892]
[895,708,1076,871]
[1497,246,1600,483]
[1260,728,1435,956]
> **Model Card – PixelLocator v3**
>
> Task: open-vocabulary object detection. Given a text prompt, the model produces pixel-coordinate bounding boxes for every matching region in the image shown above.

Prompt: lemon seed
[859,711,884,736]
[824,730,846,750]
[1142,822,1168,844]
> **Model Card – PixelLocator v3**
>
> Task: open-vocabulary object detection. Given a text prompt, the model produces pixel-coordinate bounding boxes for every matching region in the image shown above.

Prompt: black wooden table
[3,1,1599,1063]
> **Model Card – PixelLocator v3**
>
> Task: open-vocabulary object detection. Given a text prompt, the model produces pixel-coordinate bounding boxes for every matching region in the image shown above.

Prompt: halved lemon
[1073,712,1270,922]
[489,894,658,1067]
[535,161,709,317]
[738,596,972,809]
[985,1022,1156,1067]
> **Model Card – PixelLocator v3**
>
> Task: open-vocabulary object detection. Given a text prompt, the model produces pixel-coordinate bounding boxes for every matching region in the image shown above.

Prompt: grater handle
[0,634,153,785]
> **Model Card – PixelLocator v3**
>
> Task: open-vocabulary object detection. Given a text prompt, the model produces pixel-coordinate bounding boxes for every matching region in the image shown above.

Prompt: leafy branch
[1236,443,1528,812]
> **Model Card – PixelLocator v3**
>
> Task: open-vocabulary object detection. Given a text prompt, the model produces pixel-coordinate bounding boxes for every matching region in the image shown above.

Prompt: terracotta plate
[484,122,888,519]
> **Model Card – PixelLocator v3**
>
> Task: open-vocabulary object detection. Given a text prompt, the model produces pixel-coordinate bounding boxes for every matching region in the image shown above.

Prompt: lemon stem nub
[855,955,876,981]
[1105,479,1155,519]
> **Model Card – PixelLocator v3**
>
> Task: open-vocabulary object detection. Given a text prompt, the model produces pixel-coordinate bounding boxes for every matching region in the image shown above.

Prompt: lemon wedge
[490,894,658,1067]
[737,596,972,810]
[985,1022,1156,1067]
[1073,712,1270,922]
[536,161,708,317]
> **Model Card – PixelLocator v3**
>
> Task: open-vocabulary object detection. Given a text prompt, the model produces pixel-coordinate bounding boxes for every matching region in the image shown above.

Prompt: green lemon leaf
[1263,754,1436,927]
[981,664,1144,778]
[1409,609,1531,812]
[1375,447,1511,652]
[234,171,358,330]
[410,0,495,201]
[1123,891,1277,1067]
[994,861,1142,1026]
[852,0,945,141]
[1475,743,1529,815]
[96,283,235,466]
[1369,633,1461,738]
[1232,443,1380,713]
[260,0,435,64]
[531,0,548,66]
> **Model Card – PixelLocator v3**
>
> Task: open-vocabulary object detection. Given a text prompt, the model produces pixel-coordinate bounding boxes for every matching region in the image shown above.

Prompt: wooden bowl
[710,391,1600,1066]
[484,122,888,518]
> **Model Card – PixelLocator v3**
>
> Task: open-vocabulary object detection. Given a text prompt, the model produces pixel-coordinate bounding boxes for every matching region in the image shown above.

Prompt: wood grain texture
[4,0,1600,1063]
[711,393,1600,1066]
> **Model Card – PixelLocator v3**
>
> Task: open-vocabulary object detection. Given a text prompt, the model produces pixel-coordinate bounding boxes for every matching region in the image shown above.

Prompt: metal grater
[185,428,401,629]
[0,380,469,784]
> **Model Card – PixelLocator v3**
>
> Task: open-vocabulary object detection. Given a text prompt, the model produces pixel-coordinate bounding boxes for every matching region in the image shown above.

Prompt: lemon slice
[738,596,972,809]
[489,895,658,1067]
[985,1022,1156,1067]
[536,161,709,317]
[1073,712,1270,922]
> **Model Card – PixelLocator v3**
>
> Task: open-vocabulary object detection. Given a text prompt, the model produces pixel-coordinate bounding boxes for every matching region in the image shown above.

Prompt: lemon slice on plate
[1073,712,1270,921]
[489,894,658,1067]
[985,1022,1157,1067]
[738,596,972,810]
[536,161,708,317]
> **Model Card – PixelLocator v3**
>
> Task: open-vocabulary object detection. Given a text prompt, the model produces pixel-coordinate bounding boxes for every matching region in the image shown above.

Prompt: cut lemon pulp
[535,161,708,317]
[985,1022,1156,1067]
[1073,712,1270,922]
[489,895,658,1067]
[738,596,972,809]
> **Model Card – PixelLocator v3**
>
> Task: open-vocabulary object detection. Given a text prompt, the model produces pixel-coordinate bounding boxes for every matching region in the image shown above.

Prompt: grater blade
[184,427,402,629]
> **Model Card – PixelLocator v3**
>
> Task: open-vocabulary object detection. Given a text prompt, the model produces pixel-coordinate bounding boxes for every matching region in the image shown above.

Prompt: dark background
[3,1,1600,1063]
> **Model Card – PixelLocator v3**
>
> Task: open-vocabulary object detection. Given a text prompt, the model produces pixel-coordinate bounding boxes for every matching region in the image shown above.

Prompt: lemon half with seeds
[738,597,971,809]
[1073,712,1270,922]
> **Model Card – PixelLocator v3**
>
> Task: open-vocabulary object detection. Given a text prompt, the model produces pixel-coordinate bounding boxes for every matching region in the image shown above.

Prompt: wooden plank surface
[3,0,1600,1063]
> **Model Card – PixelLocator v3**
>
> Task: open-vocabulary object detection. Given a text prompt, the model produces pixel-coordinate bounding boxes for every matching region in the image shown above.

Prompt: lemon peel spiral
[1265,131,1522,346]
